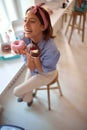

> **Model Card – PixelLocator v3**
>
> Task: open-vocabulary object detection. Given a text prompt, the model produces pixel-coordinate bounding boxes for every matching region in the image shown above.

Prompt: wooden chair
[62,0,75,28]
[65,10,86,43]
[34,72,62,110]
[65,0,87,44]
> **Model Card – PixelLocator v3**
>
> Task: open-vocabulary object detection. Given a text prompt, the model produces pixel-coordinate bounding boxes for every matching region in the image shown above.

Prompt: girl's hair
[26,5,55,40]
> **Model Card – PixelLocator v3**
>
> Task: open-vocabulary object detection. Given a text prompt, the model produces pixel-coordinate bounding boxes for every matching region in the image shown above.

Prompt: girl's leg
[23,69,33,102]
[13,70,58,102]
[24,69,31,81]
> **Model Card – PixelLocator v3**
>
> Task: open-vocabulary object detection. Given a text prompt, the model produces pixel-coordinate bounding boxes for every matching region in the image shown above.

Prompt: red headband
[29,3,48,30]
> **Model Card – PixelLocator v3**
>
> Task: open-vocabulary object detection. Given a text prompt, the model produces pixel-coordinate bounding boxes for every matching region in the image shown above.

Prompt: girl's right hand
[14,48,27,55]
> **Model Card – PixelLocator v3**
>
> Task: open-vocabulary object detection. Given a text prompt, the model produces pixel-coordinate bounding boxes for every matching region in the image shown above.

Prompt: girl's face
[24,11,45,42]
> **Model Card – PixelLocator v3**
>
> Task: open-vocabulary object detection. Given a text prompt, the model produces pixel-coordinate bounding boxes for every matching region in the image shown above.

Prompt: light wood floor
[0,19,87,130]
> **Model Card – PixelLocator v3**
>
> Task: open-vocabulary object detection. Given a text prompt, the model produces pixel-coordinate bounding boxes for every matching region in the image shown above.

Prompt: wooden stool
[62,0,75,28]
[34,72,62,110]
[65,10,86,44]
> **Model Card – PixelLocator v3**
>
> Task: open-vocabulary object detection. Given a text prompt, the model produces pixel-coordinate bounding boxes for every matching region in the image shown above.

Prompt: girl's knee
[13,87,20,96]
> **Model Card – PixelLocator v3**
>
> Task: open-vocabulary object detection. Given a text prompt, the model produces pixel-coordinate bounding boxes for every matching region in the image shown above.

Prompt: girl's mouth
[24,29,32,33]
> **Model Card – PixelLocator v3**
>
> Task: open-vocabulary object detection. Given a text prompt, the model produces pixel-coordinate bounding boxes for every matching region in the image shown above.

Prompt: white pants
[13,69,58,102]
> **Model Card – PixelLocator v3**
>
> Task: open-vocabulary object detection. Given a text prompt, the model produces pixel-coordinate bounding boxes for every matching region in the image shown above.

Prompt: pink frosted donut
[11,40,26,52]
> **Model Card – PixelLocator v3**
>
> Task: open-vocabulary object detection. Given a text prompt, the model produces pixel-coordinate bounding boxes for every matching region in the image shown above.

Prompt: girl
[13,3,60,107]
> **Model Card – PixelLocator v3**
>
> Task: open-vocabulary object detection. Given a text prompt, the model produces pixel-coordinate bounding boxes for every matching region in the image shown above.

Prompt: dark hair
[26,7,55,40]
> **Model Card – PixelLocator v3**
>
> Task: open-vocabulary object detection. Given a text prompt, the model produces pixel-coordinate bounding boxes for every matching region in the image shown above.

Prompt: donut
[11,40,26,52]
[27,43,40,57]
[1,44,11,53]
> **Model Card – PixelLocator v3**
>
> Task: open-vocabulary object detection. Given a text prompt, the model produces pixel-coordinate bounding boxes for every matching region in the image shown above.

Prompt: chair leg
[65,14,68,22]
[65,14,72,35]
[62,15,64,28]
[82,13,86,42]
[47,85,51,110]
[57,80,63,96]
[78,15,81,33]
[68,13,77,44]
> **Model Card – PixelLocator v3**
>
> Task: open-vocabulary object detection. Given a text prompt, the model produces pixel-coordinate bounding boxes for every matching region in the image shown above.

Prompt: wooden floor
[0,19,87,130]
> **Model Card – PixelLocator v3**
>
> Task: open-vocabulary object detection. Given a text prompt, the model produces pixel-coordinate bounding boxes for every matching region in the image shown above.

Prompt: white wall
[3,0,18,21]
[0,0,35,42]
[18,0,35,18]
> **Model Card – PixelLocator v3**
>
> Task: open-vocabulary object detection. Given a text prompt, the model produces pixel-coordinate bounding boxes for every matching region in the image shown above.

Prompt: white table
[0,55,25,111]
[0,57,25,95]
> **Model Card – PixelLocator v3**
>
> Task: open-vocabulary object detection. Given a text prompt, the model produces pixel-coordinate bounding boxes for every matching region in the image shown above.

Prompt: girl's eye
[24,19,27,22]
[29,20,36,23]
[24,19,37,24]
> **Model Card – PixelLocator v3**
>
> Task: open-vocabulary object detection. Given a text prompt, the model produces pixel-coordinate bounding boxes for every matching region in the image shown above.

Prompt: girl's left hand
[26,52,35,71]
[32,56,43,73]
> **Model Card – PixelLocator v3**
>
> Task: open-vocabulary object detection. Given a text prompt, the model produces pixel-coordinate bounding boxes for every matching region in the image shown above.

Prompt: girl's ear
[41,25,46,31]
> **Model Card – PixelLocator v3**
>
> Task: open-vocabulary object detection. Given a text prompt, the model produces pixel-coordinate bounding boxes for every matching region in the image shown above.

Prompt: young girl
[13,3,60,107]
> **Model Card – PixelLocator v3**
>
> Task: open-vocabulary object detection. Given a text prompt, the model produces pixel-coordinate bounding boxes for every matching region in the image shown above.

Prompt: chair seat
[62,0,75,27]
[74,0,87,12]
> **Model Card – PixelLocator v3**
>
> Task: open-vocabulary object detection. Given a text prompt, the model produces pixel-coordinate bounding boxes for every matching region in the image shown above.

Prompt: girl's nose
[24,21,30,27]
